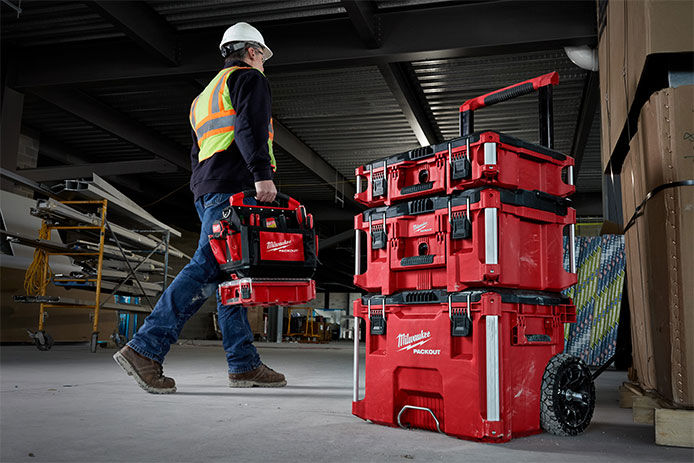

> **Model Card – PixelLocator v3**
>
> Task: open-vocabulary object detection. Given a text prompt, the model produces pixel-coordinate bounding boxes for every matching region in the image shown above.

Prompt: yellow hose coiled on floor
[24,222,52,295]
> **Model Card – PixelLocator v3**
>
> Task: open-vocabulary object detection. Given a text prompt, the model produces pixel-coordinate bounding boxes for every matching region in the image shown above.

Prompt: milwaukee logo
[266,240,295,253]
[413,222,432,233]
[397,330,432,351]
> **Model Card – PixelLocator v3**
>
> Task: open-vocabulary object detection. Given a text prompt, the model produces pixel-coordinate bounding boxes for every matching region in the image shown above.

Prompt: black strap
[622,180,694,233]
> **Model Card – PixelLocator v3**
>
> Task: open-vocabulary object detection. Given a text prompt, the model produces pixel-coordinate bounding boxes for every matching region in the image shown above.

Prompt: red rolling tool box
[351,289,595,442]
[354,72,574,207]
[354,188,576,295]
[209,191,317,307]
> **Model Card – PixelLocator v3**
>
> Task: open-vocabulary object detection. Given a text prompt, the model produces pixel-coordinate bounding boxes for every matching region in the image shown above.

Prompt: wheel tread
[540,353,595,436]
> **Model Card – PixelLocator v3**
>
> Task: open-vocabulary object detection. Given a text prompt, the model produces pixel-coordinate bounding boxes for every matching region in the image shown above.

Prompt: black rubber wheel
[89,332,99,353]
[33,331,54,351]
[540,353,595,436]
[112,333,126,348]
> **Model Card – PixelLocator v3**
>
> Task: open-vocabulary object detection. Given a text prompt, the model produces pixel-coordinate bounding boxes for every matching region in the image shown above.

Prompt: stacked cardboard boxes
[598,0,693,408]
[619,86,693,407]
[598,0,693,170]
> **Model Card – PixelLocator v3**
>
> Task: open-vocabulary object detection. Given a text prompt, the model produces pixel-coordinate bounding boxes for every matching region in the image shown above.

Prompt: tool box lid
[359,131,568,172]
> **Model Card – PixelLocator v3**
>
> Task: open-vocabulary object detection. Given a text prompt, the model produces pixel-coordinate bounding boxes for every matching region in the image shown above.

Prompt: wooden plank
[620,384,640,408]
[633,395,663,424]
[655,409,694,448]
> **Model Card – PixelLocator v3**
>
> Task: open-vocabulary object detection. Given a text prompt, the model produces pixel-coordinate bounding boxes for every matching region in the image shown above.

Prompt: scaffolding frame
[37,200,108,352]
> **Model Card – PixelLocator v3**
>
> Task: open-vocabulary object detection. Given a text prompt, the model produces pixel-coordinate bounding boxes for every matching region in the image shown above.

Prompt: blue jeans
[128,193,261,374]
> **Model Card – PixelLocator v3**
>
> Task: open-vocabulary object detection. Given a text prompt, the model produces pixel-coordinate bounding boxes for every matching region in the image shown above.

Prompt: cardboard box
[620,86,694,406]
[598,0,694,170]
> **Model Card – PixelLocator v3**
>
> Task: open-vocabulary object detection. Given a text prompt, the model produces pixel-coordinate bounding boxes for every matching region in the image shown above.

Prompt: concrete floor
[1,342,692,463]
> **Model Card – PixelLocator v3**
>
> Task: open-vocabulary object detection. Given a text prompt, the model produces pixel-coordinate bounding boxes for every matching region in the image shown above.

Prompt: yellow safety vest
[189,66,276,168]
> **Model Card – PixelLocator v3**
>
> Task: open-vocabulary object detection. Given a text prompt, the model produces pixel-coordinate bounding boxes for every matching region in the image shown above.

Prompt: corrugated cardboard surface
[621,86,694,406]
[621,142,658,391]
[1,267,119,342]
[598,0,694,170]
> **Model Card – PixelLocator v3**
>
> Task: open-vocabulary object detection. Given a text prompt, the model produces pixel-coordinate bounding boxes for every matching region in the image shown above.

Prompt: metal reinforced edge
[353,314,360,402]
[484,142,498,165]
[354,230,361,276]
[567,165,576,273]
[484,208,498,265]
[486,315,500,421]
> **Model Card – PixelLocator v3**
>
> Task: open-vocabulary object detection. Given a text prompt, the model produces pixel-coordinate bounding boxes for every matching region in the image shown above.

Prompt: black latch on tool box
[450,294,472,337]
[451,312,472,337]
[368,298,387,335]
[372,173,387,198]
[451,157,471,181]
[371,225,387,250]
[370,313,386,335]
[451,214,471,240]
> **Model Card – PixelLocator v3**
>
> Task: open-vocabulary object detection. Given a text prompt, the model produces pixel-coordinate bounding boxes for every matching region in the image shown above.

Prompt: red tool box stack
[351,73,595,442]
[209,191,317,307]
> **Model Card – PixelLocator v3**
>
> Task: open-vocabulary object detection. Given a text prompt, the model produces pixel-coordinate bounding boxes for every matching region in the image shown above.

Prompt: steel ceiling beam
[18,159,177,182]
[570,71,599,179]
[319,229,354,250]
[85,0,178,65]
[30,130,147,193]
[273,120,356,199]
[29,87,188,171]
[379,63,441,146]
[13,1,596,88]
[341,0,441,147]
[341,0,381,49]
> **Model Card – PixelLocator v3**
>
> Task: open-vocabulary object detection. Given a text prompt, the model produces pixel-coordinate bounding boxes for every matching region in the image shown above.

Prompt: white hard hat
[219,22,273,61]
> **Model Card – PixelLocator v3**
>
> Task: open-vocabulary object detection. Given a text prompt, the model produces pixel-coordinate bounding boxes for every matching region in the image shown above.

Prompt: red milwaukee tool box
[354,188,576,295]
[354,131,574,207]
[351,289,595,442]
[209,191,318,279]
[354,72,574,208]
[218,278,315,308]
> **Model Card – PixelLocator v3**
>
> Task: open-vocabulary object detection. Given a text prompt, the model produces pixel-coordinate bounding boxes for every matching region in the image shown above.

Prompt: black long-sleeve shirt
[189,60,274,201]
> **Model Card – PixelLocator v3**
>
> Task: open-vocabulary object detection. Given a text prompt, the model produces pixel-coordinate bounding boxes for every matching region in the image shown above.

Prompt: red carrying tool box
[218,278,315,307]
[354,188,576,295]
[351,289,595,442]
[354,131,574,207]
[209,191,318,279]
[354,72,574,207]
[209,191,318,307]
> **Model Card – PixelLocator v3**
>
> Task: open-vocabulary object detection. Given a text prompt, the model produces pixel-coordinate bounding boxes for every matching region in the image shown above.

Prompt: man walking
[114,22,286,393]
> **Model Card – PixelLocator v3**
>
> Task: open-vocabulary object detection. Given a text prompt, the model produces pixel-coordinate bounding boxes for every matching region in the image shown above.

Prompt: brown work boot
[228,363,287,388]
[113,345,176,394]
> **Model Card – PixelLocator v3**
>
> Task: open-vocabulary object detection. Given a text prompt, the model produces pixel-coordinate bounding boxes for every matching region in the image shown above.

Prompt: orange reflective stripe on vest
[190,66,276,168]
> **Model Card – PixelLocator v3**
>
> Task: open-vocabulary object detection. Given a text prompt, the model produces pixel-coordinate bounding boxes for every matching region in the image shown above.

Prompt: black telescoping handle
[458,71,559,148]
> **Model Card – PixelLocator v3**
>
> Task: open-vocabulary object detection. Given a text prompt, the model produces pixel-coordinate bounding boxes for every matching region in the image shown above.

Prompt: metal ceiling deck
[3,0,601,228]
[412,49,602,192]
[271,65,419,179]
